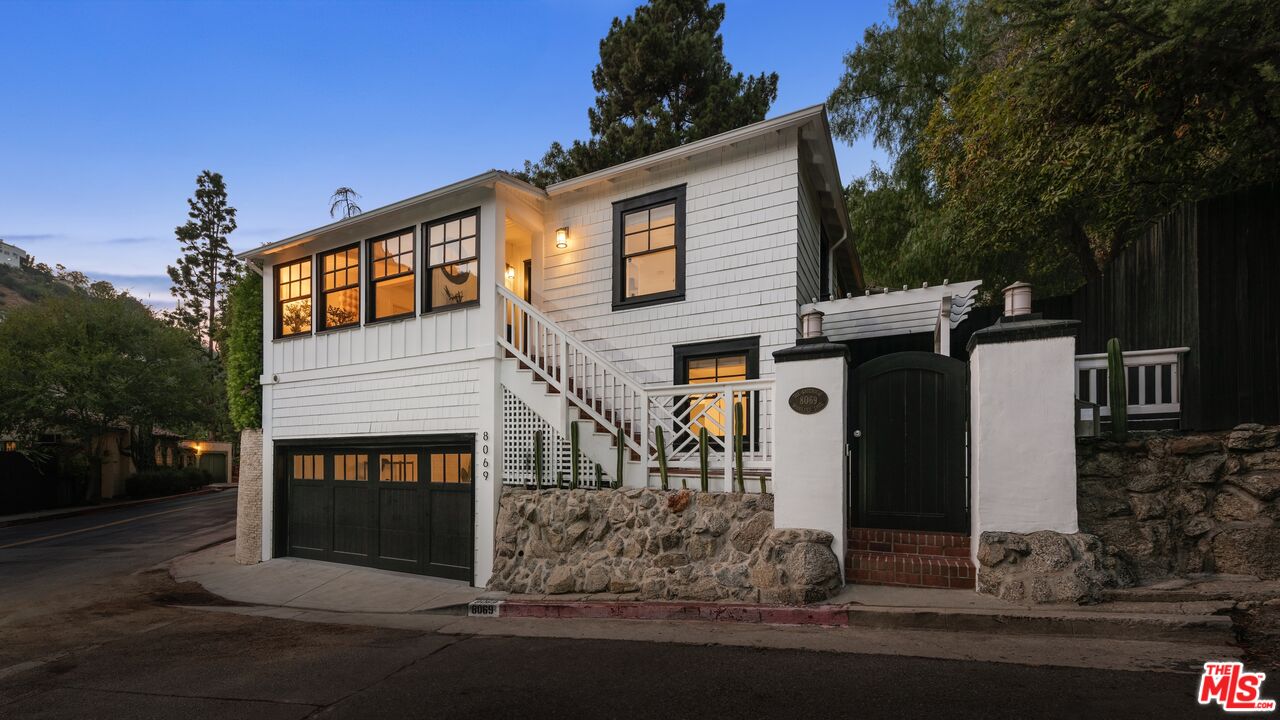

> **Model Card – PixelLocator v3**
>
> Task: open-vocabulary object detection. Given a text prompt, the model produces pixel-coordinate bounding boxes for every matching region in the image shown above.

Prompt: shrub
[127,466,215,499]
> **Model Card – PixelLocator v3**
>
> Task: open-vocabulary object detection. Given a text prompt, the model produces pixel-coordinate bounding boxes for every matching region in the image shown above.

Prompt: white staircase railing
[497,285,774,486]
[1075,346,1189,422]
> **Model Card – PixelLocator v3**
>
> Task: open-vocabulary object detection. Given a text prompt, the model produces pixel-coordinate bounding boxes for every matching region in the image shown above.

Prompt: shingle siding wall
[542,132,805,385]
[796,169,822,312]
[271,361,480,439]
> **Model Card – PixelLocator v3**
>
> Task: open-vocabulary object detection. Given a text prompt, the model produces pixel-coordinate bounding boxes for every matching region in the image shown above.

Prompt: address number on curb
[788,387,828,415]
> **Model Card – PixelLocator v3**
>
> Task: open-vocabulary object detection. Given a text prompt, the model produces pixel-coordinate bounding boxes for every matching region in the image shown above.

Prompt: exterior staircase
[845,528,976,589]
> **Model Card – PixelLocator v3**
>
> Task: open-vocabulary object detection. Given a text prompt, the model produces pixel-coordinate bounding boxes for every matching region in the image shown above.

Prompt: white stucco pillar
[771,338,848,580]
[968,318,1080,564]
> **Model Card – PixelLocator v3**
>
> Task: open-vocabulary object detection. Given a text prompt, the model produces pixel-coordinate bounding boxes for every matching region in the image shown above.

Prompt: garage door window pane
[334,454,368,481]
[379,454,417,482]
[293,454,324,480]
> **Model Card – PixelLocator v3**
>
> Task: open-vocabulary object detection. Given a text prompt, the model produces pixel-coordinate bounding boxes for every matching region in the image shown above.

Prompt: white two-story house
[240,106,866,586]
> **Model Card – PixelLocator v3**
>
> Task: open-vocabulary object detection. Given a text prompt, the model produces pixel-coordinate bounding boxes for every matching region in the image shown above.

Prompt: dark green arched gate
[851,351,968,532]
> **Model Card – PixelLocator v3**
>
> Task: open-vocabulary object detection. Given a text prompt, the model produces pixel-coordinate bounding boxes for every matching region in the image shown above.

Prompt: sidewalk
[0,485,235,528]
[172,541,1237,645]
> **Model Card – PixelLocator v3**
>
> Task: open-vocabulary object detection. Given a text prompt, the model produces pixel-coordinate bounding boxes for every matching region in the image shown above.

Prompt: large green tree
[830,0,1280,295]
[0,290,221,501]
[168,170,239,352]
[515,0,779,187]
[223,268,263,431]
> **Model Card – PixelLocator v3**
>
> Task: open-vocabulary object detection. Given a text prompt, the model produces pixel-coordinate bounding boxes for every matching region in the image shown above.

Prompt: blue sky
[0,0,888,309]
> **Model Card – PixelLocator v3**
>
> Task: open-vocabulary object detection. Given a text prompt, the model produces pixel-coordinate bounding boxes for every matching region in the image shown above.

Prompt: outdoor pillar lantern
[800,308,825,339]
[555,227,569,249]
[1003,281,1033,317]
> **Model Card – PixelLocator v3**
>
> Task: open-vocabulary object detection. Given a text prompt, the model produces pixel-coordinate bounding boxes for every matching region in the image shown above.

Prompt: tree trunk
[1069,220,1104,288]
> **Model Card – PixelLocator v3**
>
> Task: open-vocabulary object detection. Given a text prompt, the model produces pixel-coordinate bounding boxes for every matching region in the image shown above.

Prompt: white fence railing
[1074,347,1189,423]
[497,285,774,487]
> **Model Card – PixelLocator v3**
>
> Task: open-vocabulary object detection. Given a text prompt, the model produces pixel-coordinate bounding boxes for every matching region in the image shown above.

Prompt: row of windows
[291,451,472,484]
[275,209,481,338]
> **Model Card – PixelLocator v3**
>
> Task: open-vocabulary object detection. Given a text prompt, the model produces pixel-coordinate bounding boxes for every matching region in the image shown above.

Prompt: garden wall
[1078,424,1280,581]
[488,488,842,605]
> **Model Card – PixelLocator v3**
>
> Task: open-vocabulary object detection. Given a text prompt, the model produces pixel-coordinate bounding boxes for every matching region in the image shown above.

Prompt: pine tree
[329,187,363,219]
[168,170,239,353]
[515,0,778,186]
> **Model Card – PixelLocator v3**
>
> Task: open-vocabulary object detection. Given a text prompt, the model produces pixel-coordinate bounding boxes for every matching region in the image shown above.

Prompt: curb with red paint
[494,599,849,627]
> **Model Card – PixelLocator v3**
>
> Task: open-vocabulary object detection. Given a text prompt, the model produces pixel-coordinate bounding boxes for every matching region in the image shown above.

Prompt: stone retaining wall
[1078,423,1280,581]
[487,488,842,605]
[977,530,1133,603]
[234,428,263,565]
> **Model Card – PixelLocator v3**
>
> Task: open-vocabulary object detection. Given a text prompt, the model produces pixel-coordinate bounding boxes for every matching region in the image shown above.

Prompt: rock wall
[234,428,263,565]
[488,488,842,605]
[1078,423,1280,581]
[977,531,1133,603]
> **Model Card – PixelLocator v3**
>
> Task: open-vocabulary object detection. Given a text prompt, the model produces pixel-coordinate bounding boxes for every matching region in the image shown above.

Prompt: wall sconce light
[505,264,516,280]
[555,227,569,249]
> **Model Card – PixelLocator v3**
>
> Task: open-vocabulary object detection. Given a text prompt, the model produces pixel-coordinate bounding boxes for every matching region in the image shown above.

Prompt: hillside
[0,265,73,312]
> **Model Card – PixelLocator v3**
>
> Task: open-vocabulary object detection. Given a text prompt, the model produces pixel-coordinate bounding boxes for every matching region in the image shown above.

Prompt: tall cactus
[1107,337,1129,441]
[733,403,745,493]
[595,463,604,490]
[570,422,580,489]
[656,425,670,491]
[698,426,710,492]
[615,427,624,490]
[533,430,544,487]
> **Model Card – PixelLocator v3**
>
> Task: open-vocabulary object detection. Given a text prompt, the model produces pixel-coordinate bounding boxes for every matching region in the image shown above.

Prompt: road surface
[0,490,1224,719]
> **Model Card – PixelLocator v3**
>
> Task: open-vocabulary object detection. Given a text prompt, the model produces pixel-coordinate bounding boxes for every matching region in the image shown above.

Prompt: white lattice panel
[502,387,610,489]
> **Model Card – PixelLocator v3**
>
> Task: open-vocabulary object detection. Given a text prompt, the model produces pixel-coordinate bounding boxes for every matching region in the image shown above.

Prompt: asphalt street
[0,491,1226,719]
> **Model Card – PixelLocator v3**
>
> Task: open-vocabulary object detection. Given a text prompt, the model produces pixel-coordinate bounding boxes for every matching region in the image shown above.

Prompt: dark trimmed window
[367,229,415,322]
[275,257,312,338]
[424,209,480,312]
[673,337,760,442]
[613,185,685,309]
[319,244,360,330]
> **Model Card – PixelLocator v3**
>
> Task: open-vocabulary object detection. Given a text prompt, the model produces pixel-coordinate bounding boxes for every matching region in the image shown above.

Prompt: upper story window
[319,244,360,330]
[424,210,479,312]
[367,229,415,322]
[612,185,686,310]
[275,257,312,338]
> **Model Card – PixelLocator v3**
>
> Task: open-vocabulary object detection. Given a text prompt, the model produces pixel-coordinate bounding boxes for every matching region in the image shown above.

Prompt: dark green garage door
[285,445,473,581]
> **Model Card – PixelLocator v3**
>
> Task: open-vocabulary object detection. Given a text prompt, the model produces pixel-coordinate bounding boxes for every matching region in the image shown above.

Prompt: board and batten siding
[540,131,807,386]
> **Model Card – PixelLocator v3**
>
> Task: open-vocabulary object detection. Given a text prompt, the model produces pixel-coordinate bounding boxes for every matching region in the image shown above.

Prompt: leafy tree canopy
[224,268,263,431]
[830,0,1280,295]
[0,290,222,500]
[515,0,779,187]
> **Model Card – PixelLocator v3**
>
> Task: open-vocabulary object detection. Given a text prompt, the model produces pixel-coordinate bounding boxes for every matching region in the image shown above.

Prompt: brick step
[846,550,976,590]
[848,527,971,557]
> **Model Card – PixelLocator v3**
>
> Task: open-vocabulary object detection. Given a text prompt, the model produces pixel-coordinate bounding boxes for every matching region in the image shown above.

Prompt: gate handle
[853,430,862,438]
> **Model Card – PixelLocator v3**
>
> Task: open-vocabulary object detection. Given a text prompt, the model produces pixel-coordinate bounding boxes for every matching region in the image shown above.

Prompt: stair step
[847,528,970,557]
[846,550,976,590]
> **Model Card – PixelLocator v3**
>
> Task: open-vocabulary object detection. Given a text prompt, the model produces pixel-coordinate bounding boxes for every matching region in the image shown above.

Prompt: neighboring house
[0,240,29,268]
[240,106,884,586]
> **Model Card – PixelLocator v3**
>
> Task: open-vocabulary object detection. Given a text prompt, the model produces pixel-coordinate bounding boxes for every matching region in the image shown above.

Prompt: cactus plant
[733,403,745,493]
[698,426,710,492]
[595,463,603,490]
[615,427,624,490]
[1106,337,1128,441]
[759,475,767,494]
[570,422,580,489]
[556,471,565,490]
[533,430,544,487]
[656,425,670,491]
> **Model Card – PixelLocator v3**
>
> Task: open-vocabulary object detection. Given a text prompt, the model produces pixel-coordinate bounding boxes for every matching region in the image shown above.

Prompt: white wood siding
[541,132,804,385]
[271,361,481,439]
[796,169,822,311]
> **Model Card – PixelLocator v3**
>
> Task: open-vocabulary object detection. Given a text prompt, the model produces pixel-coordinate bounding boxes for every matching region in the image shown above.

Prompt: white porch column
[771,338,848,580]
[968,318,1080,564]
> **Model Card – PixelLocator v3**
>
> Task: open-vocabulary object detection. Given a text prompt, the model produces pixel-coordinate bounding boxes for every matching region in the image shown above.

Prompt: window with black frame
[319,244,360,330]
[367,229,415,322]
[673,337,759,448]
[613,185,685,309]
[275,257,312,338]
[424,210,479,312]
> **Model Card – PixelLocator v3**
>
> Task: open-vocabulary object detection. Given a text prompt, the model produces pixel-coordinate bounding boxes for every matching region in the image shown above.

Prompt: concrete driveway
[172,542,483,613]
